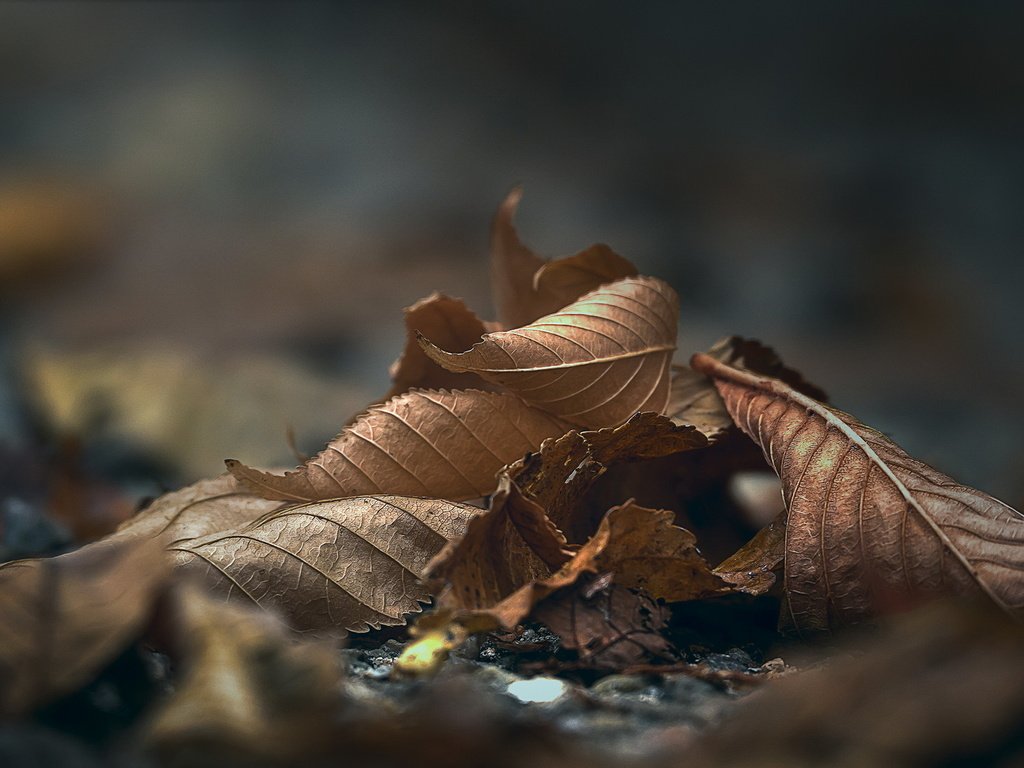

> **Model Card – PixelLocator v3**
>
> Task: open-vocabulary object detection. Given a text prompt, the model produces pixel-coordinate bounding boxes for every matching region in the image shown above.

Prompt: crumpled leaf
[0,537,170,715]
[424,414,707,631]
[385,292,490,399]
[420,276,678,429]
[532,577,674,669]
[713,511,787,595]
[693,352,1024,634]
[434,498,733,633]
[227,389,569,502]
[668,336,827,440]
[490,187,638,329]
[170,495,479,634]
[146,582,344,764]
[112,473,285,543]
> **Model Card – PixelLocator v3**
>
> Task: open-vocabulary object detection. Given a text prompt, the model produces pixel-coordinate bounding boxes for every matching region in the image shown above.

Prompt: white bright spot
[506,677,568,704]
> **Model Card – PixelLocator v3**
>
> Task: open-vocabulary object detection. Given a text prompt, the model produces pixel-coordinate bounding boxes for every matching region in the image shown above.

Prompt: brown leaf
[692,352,1024,633]
[490,187,637,329]
[572,501,735,603]
[713,511,787,595]
[0,537,170,715]
[435,499,733,632]
[532,578,674,669]
[146,582,343,763]
[420,276,679,429]
[425,415,707,630]
[227,389,569,502]
[170,495,479,633]
[112,473,285,543]
[668,336,827,440]
[385,292,490,399]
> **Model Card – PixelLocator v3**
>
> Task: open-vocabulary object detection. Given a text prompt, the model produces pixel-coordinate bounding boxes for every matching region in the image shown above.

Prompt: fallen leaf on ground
[490,187,638,329]
[421,276,679,428]
[693,352,1024,634]
[171,495,478,634]
[424,415,707,632]
[532,577,675,669]
[385,292,490,399]
[432,499,734,633]
[667,336,827,440]
[146,582,344,763]
[713,512,787,595]
[0,537,170,715]
[227,389,569,502]
[112,473,285,543]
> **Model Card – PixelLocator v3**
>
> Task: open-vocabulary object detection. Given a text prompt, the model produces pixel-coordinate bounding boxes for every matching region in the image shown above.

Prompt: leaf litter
[2,189,1022,767]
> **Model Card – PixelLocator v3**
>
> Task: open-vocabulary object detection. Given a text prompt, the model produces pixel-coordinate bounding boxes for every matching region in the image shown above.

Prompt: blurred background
[2,1,1023,549]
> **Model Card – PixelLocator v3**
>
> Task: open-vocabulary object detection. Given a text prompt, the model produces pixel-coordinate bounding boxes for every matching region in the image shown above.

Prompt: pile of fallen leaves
[3,189,1024,767]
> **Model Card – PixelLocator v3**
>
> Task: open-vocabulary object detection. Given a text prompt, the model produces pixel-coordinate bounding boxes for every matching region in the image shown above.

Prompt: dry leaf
[146,582,343,763]
[385,292,490,399]
[425,415,707,631]
[490,187,637,329]
[170,495,479,633]
[532,578,674,669]
[227,389,569,502]
[421,276,678,429]
[693,352,1024,633]
[0,537,170,715]
[434,499,733,632]
[713,512,787,595]
[668,336,827,440]
[112,473,285,543]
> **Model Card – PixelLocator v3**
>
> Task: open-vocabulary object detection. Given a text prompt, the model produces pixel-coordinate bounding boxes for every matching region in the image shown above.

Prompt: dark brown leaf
[424,415,707,631]
[533,578,674,669]
[490,187,638,329]
[693,352,1024,633]
[227,389,569,502]
[421,276,679,428]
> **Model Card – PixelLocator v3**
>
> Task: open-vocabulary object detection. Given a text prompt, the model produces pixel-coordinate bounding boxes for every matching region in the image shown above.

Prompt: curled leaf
[425,414,707,631]
[693,352,1024,633]
[385,292,490,399]
[421,276,679,429]
[227,389,569,502]
[0,537,170,715]
[490,187,637,329]
[171,495,479,633]
[668,336,827,440]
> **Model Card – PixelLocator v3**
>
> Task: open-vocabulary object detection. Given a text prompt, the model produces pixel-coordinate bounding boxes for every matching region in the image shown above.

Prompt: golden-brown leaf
[713,512,787,594]
[490,187,637,329]
[171,495,479,633]
[0,537,170,715]
[227,389,569,502]
[112,473,285,543]
[421,277,678,429]
[385,292,490,399]
[693,353,1024,633]
[668,336,827,440]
